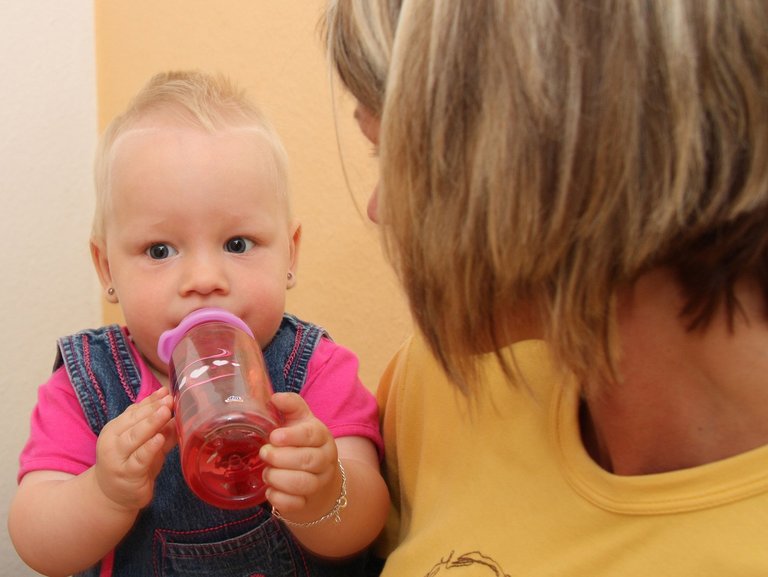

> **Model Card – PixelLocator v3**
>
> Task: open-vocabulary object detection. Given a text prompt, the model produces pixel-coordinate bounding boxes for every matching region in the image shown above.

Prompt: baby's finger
[265,486,306,514]
[117,402,173,460]
[270,392,311,422]
[268,419,331,449]
[110,389,172,435]
[260,444,335,474]
[263,466,320,499]
[126,430,167,474]
[159,418,178,454]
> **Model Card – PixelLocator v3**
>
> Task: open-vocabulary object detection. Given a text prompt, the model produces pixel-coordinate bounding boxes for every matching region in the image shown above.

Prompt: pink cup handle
[157,307,254,364]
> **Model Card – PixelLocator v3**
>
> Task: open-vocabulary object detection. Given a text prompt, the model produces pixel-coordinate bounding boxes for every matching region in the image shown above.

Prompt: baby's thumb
[270,391,310,423]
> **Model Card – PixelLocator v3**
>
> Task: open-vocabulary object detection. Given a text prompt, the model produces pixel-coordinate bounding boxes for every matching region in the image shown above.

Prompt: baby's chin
[146,355,171,388]
[242,316,284,351]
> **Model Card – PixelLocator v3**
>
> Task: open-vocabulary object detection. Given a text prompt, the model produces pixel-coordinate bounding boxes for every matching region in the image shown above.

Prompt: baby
[9,70,389,577]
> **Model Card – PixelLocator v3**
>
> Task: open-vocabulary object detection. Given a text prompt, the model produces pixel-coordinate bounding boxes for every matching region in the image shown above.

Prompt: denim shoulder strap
[55,325,141,435]
[263,314,327,394]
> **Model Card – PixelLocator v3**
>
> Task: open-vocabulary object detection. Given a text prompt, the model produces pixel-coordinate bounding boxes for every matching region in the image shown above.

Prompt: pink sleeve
[18,336,161,484]
[300,337,384,460]
[17,366,98,482]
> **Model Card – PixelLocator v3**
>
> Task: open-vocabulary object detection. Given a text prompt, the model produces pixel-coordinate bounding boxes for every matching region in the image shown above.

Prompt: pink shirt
[19,334,383,482]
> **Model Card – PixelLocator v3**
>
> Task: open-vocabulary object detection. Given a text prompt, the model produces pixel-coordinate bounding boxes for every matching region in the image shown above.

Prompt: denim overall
[55,314,368,577]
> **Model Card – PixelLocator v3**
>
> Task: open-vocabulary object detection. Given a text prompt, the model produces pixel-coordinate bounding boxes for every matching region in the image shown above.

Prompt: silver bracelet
[272,459,348,527]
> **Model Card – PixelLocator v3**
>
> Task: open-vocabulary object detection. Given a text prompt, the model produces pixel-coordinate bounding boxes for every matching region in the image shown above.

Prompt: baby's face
[97,118,298,372]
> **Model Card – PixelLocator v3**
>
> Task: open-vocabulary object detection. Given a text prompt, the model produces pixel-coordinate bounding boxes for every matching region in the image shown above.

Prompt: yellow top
[376,334,768,576]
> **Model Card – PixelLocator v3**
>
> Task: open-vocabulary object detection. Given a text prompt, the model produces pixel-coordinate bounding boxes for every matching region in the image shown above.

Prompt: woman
[326,0,768,575]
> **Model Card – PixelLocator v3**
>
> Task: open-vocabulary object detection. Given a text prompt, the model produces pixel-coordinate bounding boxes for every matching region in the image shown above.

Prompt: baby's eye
[146,243,177,260]
[224,237,255,254]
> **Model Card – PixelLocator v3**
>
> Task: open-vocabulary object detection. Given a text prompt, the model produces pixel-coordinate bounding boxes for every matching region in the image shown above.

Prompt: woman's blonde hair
[328,0,768,394]
[324,0,401,117]
[92,70,289,243]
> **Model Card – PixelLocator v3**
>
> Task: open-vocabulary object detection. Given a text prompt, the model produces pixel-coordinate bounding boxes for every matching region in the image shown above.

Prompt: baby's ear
[287,221,301,289]
[90,239,117,303]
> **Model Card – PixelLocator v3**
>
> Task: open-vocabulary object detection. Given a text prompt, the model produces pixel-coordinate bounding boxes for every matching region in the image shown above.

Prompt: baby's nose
[179,255,230,296]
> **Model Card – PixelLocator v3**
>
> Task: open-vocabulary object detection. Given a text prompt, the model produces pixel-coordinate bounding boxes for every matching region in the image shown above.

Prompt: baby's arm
[8,388,175,577]
[260,392,390,559]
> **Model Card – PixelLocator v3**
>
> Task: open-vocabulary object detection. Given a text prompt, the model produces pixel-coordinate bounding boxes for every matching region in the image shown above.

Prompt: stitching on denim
[61,335,86,411]
[155,512,266,538]
[59,335,101,436]
[292,327,322,391]
[151,513,277,562]
[152,527,165,577]
[82,334,108,421]
[283,323,303,379]
[153,539,265,560]
[108,329,136,403]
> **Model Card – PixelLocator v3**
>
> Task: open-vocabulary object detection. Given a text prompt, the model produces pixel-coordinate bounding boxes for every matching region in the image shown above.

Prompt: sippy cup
[157,307,282,509]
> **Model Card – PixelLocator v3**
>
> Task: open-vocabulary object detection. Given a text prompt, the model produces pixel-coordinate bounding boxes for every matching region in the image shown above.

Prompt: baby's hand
[94,388,176,512]
[260,392,340,517]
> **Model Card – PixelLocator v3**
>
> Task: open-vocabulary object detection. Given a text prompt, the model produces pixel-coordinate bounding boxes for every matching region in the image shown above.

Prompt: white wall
[0,3,99,575]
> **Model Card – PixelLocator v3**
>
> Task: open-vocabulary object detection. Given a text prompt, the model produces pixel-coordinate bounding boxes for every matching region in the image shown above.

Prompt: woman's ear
[287,221,301,289]
[90,239,118,303]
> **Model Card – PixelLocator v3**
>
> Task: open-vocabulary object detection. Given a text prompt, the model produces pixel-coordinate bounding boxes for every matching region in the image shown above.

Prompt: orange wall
[94,0,411,389]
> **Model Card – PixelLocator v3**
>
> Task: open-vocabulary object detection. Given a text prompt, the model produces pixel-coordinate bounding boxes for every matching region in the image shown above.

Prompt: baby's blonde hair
[328,0,768,393]
[92,70,289,243]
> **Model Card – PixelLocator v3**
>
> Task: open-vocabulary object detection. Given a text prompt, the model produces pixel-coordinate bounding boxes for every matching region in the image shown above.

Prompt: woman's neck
[581,269,768,475]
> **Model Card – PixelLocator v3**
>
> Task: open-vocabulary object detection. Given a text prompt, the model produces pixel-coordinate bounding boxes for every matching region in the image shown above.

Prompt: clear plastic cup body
[159,309,281,509]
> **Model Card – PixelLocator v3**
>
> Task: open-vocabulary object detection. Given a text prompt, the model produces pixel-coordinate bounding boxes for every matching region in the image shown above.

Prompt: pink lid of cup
[157,307,254,364]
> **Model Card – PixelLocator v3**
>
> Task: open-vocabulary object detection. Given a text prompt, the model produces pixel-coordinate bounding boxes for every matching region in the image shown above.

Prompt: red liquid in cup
[159,308,282,509]
[179,411,274,509]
